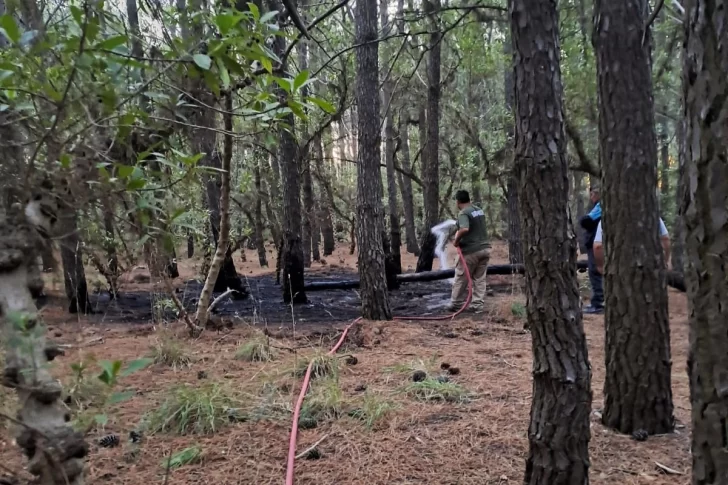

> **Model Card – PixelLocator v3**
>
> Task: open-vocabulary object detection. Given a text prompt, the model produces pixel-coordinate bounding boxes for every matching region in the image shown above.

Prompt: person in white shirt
[593,218,671,274]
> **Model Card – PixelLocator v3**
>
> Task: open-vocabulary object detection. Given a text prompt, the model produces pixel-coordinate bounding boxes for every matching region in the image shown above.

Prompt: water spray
[431,219,457,283]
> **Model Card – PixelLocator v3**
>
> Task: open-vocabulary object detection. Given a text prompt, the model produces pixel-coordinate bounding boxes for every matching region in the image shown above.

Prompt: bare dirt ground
[0,241,690,484]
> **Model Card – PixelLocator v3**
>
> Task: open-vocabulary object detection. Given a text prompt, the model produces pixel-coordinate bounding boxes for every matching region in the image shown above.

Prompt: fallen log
[305,261,589,291]
[304,260,687,293]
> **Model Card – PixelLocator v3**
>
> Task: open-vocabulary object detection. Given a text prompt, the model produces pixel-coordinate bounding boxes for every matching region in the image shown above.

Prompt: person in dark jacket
[579,185,603,314]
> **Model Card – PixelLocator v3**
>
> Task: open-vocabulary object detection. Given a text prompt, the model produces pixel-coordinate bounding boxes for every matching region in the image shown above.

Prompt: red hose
[285,247,473,485]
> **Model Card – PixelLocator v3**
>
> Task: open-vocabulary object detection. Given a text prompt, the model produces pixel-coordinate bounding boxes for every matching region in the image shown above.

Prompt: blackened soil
[77,269,520,325]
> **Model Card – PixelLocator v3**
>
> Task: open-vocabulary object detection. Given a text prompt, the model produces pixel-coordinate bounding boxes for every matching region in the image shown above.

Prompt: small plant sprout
[235,335,276,362]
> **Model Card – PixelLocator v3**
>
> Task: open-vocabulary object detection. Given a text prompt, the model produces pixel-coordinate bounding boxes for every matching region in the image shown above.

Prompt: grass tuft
[384,354,440,375]
[510,301,526,319]
[161,446,203,470]
[149,335,192,369]
[403,379,470,403]
[143,383,241,435]
[299,378,344,427]
[293,353,339,380]
[348,392,397,429]
[235,335,276,362]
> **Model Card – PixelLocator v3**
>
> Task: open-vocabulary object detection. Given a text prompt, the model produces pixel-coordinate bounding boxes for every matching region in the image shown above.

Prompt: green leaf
[216,57,230,90]
[70,6,84,27]
[94,414,109,426]
[126,178,147,190]
[307,96,336,114]
[260,10,278,23]
[116,165,134,178]
[60,154,72,169]
[193,53,212,70]
[261,57,273,74]
[96,35,128,51]
[0,15,20,44]
[274,77,293,93]
[293,70,309,91]
[120,358,153,377]
[203,69,220,97]
[248,2,260,20]
[288,100,306,119]
[215,14,241,35]
[108,390,136,405]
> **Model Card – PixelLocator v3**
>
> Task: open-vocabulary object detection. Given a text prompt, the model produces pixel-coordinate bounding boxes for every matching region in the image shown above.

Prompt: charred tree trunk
[355,0,391,319]
[270,2,307,304]
[253,155,269,267]
[397,121,419,255]
[416,5,441,273]
[511,0,592,481]
[659,118,670,199]
[683,2,728,482]
[594,0,674,434]
[315,133,336,256]
[58,209,90,314]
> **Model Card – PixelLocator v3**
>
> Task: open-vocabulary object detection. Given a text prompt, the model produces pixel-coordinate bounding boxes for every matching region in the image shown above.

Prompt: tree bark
[671,119,687,273]
[504,32,523,265]
[397,120,419,255]
[253,154,269,267]
[354,0,391,319]
[314,132,336,256]
[573,171,587,254]
[0,203,88,485]
[195,94,236,330]
[416,10,441,274]
[511,0,593,482]
[682,1,728,482]
[381,0,401,276]
[594,0,674,435]
[298,20,315,267]
[270,0,307,304]
[58,209,90,314]
[659,119,670,199]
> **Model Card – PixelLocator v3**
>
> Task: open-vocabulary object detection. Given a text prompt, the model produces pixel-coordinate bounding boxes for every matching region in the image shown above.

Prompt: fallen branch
[295,434,329,459]
[207,289,238,314]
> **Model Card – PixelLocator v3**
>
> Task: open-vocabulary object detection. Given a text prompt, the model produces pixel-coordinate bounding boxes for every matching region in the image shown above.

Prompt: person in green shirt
[446,190,490,313]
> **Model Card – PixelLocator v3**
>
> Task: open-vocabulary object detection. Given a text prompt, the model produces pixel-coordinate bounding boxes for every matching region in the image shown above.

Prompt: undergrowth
[235,335,276,362]
[161,446,203,470]
[149,335,192,369]
[403,379,470,403]
[510,302,526,319]
[298,378,344,429]
[349,392,397,429]
[293,352,340,380]
[384,354,440,375]
[143,383,241,435]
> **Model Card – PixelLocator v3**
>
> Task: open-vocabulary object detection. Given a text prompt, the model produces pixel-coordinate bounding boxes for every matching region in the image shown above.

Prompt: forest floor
[1,241,690,484]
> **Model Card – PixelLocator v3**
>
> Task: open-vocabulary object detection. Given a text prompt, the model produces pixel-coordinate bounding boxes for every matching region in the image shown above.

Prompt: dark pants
[587,247,604,308]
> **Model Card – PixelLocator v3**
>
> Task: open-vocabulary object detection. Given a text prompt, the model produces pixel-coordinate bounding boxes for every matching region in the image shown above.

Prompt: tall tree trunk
[270,1,307,304]
[511,0,592,481]
[594,0,674,434]
[573,171,587,254]
[504,33,523,265]
[315,132,336,256]
[355,0,391,319]
[195,94,236,330]
[381,0,401,275]
[683,2,728,481]
[397,121,419,255]
[58,209,90,314]
[1,202,88,485]
[671,120,686,273]
[299,18,314,267]
[660,122,670,199]
[416,5,441,273]
[253,154,269,267]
